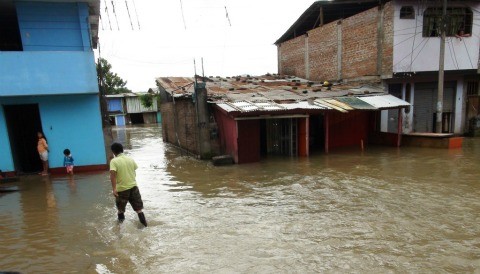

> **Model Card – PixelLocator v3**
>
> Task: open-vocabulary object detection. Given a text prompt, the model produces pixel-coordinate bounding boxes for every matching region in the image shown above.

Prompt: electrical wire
[408,38,430,67]
[111,0,120,30]
[408,14,420,71]
[446,38,459,69]
[103,0,112,30]
[462,38,475,69]
[393,37,429,68]
[132,0,141,29]
[179,0,187,30]
[225,6,231,27]
[125,0,134,30]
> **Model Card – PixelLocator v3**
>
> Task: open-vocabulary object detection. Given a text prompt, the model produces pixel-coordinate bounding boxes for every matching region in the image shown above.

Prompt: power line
[446,38,459,69]
[132,0,141,29]
[409,15,420,71]
[179,0,187,30]
[393,37,429,68]
[462,38,475,69]
[103,0,112,30]
[125,0,134,30]
[224,6,231,27]
[393,32,418,47]
[111,0,120,30]
[410,38,430,66]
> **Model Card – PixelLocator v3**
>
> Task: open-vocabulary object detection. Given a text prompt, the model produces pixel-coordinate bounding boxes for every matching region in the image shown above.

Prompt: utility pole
[436,0,447,133]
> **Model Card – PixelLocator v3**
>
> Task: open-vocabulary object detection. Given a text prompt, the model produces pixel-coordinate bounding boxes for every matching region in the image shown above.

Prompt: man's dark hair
[111,143,124,155]
[63,149,70,155]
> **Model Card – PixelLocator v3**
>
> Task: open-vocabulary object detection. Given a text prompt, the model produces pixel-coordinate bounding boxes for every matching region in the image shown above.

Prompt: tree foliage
[96,58,131,95]
[139,94,154,108]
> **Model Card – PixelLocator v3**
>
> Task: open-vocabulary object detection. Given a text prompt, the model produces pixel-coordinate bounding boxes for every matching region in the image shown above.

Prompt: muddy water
[1,124,479,273]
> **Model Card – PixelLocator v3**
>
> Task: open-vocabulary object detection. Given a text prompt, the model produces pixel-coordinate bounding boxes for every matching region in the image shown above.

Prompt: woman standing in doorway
[37,132,49,176]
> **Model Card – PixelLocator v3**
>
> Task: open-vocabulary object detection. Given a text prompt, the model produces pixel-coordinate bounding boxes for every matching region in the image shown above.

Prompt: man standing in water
[110,143,147,227]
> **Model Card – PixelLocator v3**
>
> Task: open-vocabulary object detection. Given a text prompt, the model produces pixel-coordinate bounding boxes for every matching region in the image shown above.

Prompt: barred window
[423,7,473,37]
[400,6,415,19]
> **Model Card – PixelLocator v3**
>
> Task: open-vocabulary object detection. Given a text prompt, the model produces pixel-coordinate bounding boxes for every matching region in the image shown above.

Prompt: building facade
[0,0,107,174]
[275,0,480,135]
[157,75,410,164]
[106,93,160,126]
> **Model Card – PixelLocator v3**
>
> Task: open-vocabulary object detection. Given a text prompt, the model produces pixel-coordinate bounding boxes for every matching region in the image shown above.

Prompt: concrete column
[454,78,465,134]
[277,45,282,75]
[376,3,385,75]
[194,85,212,158]
[337,21,342,81]
[407,82,415,133]
[305,35,310,79]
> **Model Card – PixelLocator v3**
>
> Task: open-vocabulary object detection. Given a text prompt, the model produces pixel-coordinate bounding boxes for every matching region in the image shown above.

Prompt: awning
[215,94,410,114]
[356,94,410,110]
[335,97,377,110]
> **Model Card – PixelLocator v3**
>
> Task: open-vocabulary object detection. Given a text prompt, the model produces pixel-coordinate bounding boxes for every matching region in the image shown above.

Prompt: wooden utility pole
[436,0,447,133]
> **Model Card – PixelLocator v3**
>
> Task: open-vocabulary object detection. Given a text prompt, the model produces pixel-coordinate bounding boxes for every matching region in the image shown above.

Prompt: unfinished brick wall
[341,7,379,79]
[279,35,306,78]
[308,22,338,81]
[160,100,198,155]
[381,1,394,77]
[277,3,394,81]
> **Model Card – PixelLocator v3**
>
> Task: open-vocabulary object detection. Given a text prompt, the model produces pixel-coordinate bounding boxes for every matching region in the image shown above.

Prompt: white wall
[393,0,480,73]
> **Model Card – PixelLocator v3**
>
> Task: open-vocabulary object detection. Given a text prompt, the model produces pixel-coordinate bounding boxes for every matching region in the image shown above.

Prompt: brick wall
[341,7,379,79]
[279,35,306,78]
[381,1,394,77]
[308,22,338,81]
[278,2,394,81]
[160,100,198,155]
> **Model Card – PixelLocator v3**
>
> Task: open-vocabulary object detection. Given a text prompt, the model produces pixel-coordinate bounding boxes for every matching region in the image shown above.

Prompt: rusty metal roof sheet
[357,94,410,109]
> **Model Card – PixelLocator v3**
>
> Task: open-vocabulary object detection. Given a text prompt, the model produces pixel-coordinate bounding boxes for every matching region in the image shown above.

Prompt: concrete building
[0,0,107,175]
[275,0,480,135]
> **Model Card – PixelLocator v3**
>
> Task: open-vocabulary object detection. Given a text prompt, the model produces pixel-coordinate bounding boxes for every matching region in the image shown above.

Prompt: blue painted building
[0,0,106,174]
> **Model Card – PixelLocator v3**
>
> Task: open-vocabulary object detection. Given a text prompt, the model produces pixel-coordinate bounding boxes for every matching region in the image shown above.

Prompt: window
[0,1,23,51]
[423,7,473,37]
[400,6,415,19]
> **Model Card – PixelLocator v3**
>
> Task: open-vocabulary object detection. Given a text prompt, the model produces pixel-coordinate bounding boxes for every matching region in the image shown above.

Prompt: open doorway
[309,114,325,153]
[4,104,43,174]
[129,113,144,124]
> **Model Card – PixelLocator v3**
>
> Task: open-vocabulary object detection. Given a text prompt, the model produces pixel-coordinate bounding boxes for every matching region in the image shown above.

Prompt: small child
[63,149,74,175]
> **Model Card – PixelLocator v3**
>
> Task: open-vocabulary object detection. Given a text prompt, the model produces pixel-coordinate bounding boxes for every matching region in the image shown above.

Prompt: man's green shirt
[110,153,138,192]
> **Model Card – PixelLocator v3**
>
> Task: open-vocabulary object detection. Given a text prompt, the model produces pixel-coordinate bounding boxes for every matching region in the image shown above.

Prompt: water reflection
[1,124,479,273]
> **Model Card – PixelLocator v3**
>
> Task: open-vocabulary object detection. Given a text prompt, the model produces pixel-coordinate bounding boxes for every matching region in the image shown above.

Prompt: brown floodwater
[1,124,479,273]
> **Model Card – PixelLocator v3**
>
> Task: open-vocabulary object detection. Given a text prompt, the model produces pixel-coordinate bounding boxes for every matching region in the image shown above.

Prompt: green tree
[96,58,131,95]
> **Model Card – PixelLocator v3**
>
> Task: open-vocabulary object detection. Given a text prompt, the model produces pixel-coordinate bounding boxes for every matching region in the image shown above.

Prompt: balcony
[0,51,99,96]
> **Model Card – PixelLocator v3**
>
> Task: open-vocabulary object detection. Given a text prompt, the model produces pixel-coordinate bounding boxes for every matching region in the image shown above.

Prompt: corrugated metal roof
[357,94,410,109]
[335,97,377,110]
[282,101,328,110]
[314,99,348,113]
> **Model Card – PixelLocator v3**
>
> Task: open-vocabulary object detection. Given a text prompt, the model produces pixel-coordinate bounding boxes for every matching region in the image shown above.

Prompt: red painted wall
[237,120,261,164]
[213,109,238,162]
[328,111,371,149]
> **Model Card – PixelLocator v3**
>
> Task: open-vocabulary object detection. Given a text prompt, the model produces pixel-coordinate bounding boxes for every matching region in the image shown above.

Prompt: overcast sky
[96,0,315,91]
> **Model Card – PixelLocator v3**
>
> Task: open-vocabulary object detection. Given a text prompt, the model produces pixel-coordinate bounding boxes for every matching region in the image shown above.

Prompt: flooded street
[1,124,480,273]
